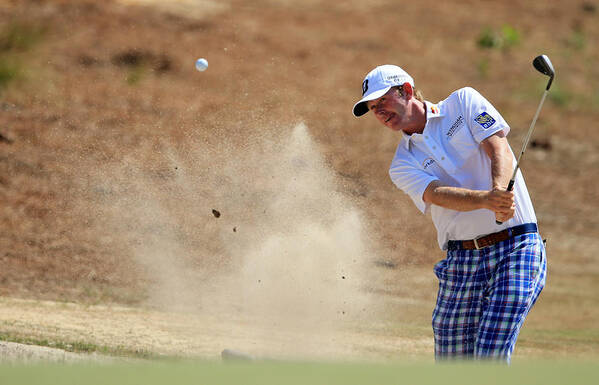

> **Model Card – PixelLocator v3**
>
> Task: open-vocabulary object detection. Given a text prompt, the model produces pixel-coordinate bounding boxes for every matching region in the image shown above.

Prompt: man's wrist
[493,181,509,191]
[474,190,490,210]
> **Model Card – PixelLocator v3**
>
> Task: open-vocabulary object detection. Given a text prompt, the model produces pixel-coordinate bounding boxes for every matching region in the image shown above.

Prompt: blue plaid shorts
[432,229,546,362]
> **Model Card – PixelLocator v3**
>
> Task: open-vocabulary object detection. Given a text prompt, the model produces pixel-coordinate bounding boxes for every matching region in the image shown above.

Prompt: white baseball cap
[352,65,414,117]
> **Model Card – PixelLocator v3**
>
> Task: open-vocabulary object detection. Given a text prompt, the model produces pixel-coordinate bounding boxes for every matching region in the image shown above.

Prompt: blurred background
[0,0,598,361]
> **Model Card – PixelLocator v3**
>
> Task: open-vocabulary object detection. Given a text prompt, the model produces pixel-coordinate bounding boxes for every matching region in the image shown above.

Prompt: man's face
[366,87,412,133]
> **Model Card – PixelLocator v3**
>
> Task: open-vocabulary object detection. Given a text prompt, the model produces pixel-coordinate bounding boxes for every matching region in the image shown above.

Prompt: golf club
[496,54,555,225]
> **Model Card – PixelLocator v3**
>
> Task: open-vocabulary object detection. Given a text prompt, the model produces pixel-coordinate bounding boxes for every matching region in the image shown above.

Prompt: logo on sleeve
[474,112,496,129]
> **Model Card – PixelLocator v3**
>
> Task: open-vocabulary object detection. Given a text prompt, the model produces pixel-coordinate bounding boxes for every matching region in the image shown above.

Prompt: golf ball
[195,58,208,72]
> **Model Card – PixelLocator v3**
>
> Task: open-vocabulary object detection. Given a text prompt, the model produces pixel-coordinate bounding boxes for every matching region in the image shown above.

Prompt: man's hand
[486,187,515,222]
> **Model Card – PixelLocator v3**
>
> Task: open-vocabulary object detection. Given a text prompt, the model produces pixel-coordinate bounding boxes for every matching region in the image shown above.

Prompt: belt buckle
[473,235,485,250]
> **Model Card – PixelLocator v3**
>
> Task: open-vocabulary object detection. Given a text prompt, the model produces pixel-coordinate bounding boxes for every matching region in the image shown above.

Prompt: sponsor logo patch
[447,116,464,138]
[422,158,436,169]
[474,112,496,129]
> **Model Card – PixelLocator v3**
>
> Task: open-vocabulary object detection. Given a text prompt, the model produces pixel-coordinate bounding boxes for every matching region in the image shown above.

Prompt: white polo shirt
[389,87,537,250]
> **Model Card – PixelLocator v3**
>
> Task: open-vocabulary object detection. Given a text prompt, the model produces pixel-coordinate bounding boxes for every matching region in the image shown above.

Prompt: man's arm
[422,181,514,213]
[481,132,516,222]
[422,132,515,221]
[481,131,513,190]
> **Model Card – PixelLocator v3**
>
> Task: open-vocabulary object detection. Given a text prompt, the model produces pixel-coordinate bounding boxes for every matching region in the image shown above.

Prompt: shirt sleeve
[389,154,439,214]
[459,87,510,143]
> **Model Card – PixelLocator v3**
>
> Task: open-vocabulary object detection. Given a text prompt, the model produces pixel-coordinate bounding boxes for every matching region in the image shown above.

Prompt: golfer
[353,65,546,362]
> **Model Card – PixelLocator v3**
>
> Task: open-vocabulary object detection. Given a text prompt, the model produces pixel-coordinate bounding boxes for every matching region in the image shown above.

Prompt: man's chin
[387,122,402,131]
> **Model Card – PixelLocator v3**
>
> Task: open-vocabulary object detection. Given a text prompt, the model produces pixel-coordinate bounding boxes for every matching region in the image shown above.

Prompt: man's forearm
[483,133,514,190]
[423,180,514,214]
[422,133,516,216]
[424,184,488,212]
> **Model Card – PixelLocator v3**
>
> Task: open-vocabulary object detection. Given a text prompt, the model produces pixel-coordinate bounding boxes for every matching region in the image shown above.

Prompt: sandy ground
[0,296,433,363]
[0,341,112,364]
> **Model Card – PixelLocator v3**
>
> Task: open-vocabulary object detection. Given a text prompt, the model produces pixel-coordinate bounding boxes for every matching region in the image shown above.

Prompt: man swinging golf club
[353,56,553,362]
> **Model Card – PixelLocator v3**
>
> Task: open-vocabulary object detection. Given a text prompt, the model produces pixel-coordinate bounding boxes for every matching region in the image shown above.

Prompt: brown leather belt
[447,223,538,250]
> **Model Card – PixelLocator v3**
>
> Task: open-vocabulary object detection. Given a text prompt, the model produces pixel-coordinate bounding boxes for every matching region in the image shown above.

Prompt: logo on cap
[362,79,369,95]
[386,75,403,83]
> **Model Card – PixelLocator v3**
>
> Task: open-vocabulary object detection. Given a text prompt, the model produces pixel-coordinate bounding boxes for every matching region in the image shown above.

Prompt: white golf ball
[195,58,208,72]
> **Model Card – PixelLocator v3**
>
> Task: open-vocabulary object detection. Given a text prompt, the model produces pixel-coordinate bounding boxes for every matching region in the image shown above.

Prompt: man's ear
[402,82,414,98]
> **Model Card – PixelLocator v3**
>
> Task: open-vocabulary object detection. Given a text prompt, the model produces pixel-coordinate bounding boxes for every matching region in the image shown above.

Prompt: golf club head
[533,54,555,90]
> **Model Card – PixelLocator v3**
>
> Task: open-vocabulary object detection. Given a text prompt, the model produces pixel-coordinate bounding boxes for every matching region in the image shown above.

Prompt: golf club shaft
[496,89,549,225]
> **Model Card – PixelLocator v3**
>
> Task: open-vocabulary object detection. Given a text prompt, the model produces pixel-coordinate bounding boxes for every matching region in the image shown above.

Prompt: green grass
[0,56,21,89]
[0,22,45,53]
[547,81,571,107]
[500,24,521,49]
[0,21,45,91]
[476,24,520,51]
[568,29,586,50]
[513,76,574,111]
[0,360,597,385]
[477,57,490,78]
[126,65,145,85]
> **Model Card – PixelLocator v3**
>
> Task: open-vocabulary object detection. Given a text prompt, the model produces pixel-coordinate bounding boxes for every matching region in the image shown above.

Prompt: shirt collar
[399,100,443,150]
[425,100,443,119]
